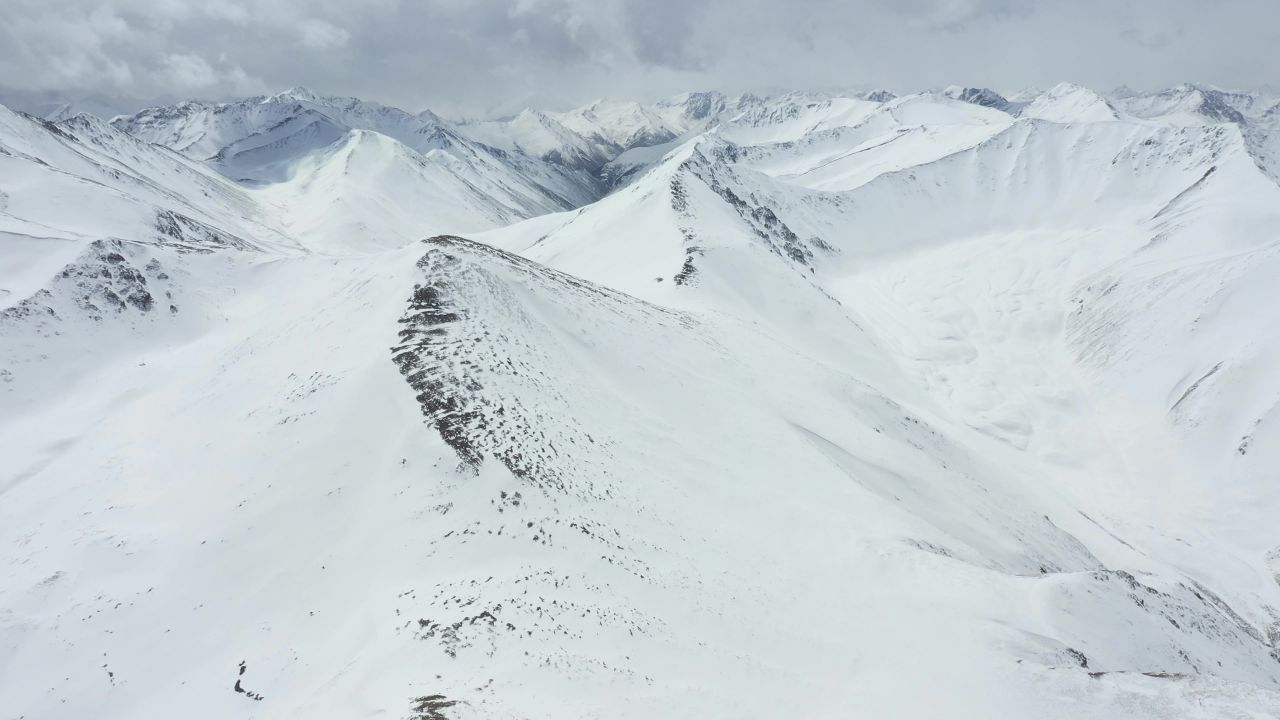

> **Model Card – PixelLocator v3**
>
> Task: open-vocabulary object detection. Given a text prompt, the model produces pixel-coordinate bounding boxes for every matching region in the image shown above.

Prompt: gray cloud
[2,0,1278,115]
[878,0,1037,30]
[623,0,710,70]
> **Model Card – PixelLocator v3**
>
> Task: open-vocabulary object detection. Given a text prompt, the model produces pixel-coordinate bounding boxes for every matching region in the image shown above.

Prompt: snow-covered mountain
[4,81,1280,719]
[455,109,611,172]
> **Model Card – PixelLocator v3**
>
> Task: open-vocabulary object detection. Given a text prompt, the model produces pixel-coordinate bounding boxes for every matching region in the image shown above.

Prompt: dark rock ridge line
[678,145,832,266]
[390,235,685,496]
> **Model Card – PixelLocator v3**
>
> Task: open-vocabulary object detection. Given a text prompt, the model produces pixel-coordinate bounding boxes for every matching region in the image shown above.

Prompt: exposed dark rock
[673,246,703,286]
[390,236,642,495]
[948,87,1011,112]
[154,209,255,252]
[408,694,457,720]
[678,147,826,266]
[0,239,173,327]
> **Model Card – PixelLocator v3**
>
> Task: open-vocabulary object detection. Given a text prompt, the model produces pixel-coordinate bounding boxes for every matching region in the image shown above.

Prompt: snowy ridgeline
[3,82,1280,719]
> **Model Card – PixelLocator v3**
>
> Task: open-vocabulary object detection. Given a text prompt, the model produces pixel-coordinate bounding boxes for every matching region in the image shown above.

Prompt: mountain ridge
[3,81,1280,719]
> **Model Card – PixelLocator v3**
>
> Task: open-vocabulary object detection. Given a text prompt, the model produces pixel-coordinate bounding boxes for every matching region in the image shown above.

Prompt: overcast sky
[2,0,1278,115]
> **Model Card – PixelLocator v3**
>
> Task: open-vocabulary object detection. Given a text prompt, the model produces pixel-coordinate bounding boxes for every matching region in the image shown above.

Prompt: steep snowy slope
[941,85,1014,112]
[551,99,680,154]
[477,111,1280,712]
[455,109,608,172]
[108,91,619,253]
[0,105,299,259]
[546,91,890,158]
[715,92,886,145]
[458,92,743,187]
[1103,86,1280,187]
[598,138,685,189]
[1113,84,1249,126]
[732,93,1014,192]
[1110,85,1280,126]
[117,89,602,208]
[596,91,977,192]
[651,90,730,131]
[119,97,321,165]
[7,227,1280,719]
[256,130,581,253]
[207,108,351,183]
[116,88,444,164]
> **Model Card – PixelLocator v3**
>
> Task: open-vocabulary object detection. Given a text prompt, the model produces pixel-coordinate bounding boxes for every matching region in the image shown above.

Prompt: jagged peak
[652,90,729,124]
[859,89,898,103]
[511,107,557,124]
[940,86,1011,111]
[278,85,321,102]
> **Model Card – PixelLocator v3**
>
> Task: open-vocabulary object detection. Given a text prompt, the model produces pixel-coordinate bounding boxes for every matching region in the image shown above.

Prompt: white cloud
[220,59,266,95]
[299,18,350,49]
[205,3,251,25]
[0,0,1277,113]
[163,52,218,88]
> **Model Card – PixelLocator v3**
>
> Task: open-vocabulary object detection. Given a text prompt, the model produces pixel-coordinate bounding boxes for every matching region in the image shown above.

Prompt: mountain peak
[279,85,321,101]
[858,89,897,103]
[1021,82,1120,123]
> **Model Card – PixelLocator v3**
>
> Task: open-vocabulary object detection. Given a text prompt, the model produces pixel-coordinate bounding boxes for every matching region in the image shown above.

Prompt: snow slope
[5,82,1280,719]
[477,108,1280,713]
[732,93,1014,192]
[715,92,885,145]
[0,105,301,275]
[256,129,584,253]
[551,99,680,154]
[455,109,609,172]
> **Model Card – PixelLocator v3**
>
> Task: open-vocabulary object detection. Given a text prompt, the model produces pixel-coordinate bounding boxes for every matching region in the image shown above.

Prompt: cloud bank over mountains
[3,0,1279,114]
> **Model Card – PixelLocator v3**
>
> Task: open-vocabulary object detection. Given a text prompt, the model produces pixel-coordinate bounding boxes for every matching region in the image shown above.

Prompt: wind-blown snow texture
[4,83,1280,719]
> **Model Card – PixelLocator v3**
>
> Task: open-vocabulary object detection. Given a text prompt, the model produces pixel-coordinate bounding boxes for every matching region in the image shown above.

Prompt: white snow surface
[4,82,1280,719]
